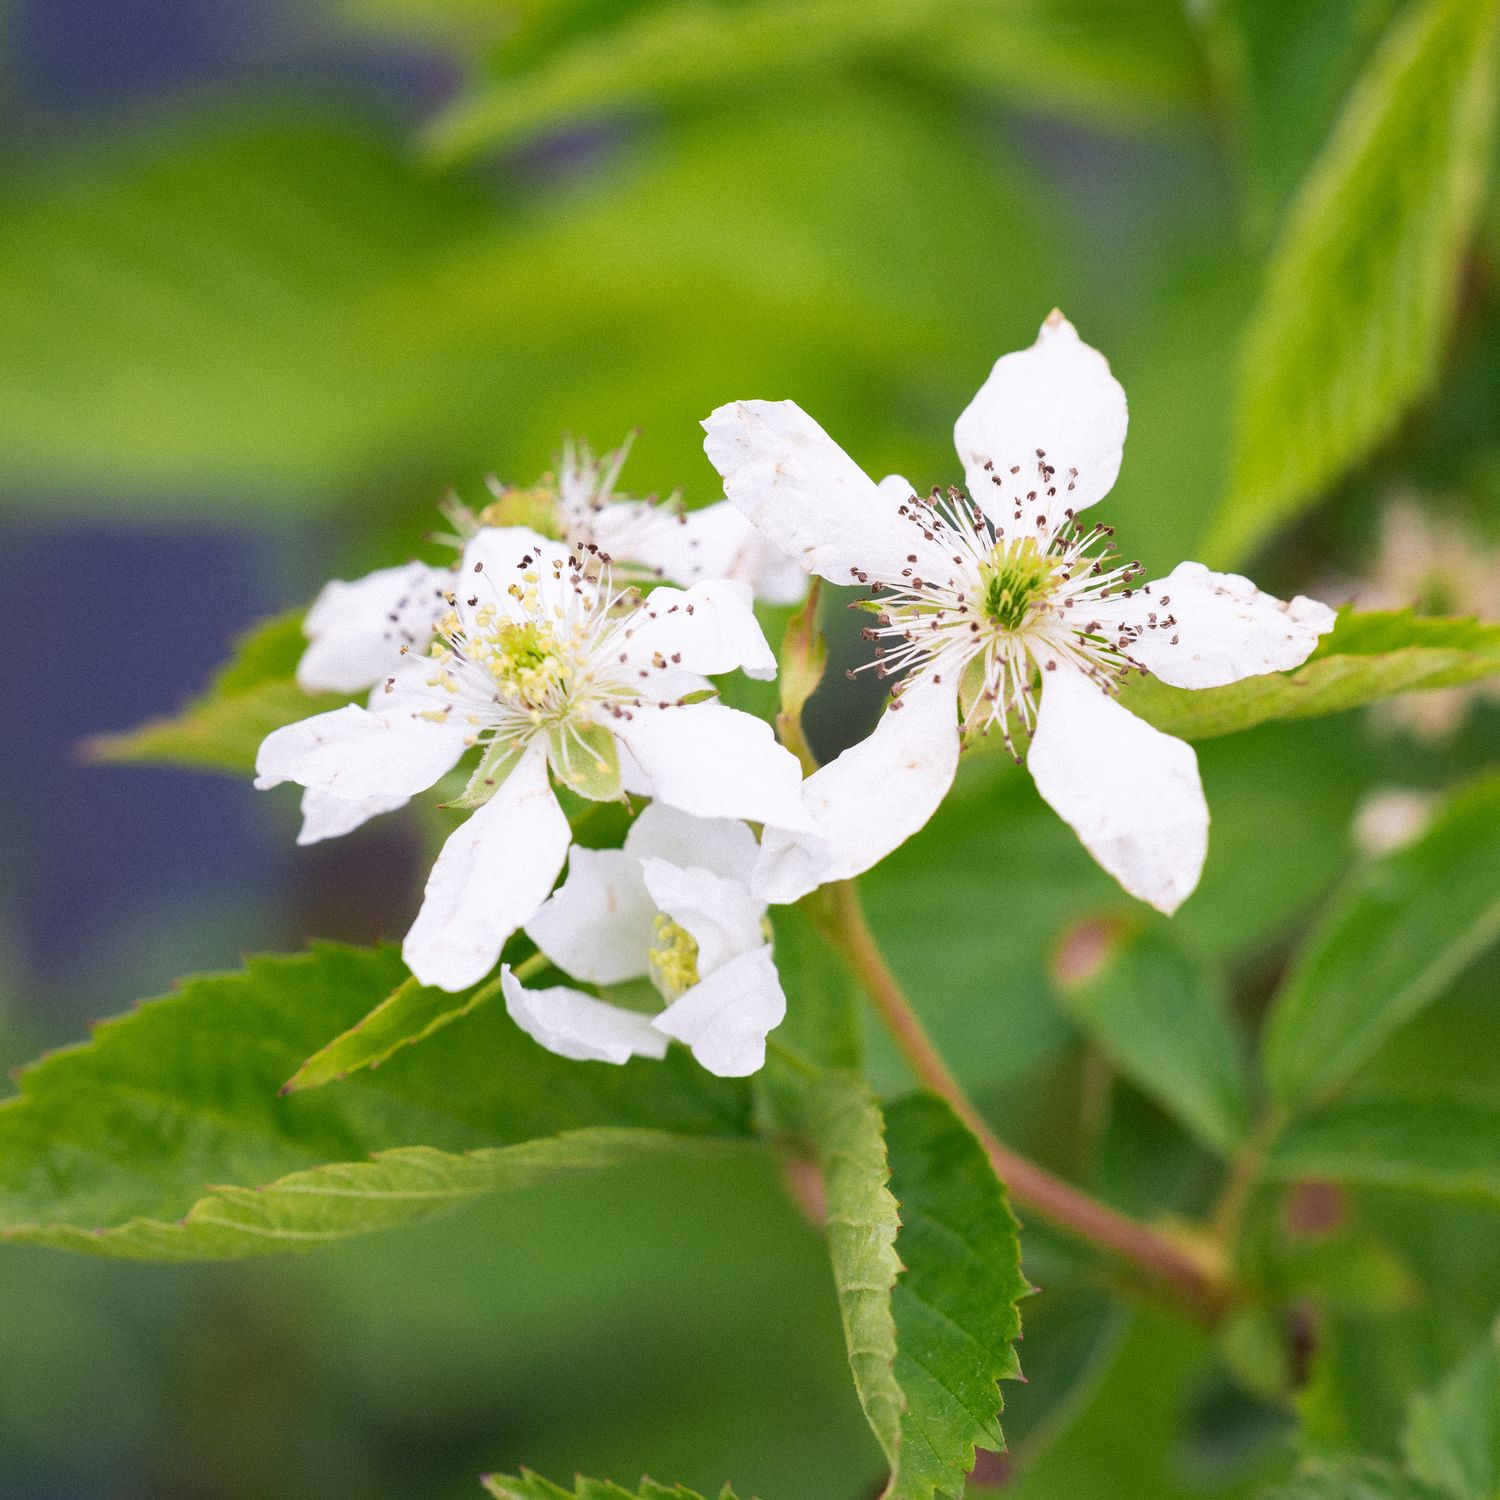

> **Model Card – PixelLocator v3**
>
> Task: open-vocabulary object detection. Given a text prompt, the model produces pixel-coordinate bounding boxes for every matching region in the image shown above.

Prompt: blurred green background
[2,1,1498,1496]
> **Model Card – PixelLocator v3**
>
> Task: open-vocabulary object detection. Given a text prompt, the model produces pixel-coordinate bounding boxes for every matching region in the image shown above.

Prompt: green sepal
[775,579,827,767]
[449,739,526,809]
[548,722,622,802]
[282,972,503,1093]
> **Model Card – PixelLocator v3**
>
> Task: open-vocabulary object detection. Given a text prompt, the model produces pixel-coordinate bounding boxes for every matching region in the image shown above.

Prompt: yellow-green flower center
[477,481,563,539]
[979,537,1059,633]
[648,914,701,1000]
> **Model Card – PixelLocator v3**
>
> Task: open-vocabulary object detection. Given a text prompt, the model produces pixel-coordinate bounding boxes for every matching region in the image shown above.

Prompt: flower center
[979,537,1059,633]
[852,485,1147,758]
[477,481,563,539]
[647,914,700,1000]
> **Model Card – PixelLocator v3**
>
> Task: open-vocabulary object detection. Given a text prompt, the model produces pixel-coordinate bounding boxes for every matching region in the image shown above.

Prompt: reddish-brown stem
[811,880,1229,1320]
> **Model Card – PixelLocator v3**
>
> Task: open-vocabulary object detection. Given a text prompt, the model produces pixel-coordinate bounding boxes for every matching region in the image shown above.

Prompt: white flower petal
[254,704,468,799]
[296,787,409,846]
[402,739,569,991]
[501,968,669,1065]
[1028,665,1207,915]
[953,311,1127,536]
[617,579,777,682]
[298,561,450,693]
[652,946,786,1077]
[754,670,960,904]
[639,858,765,975]
[703,399,948,587]
[598,500,809,605]
[523,847,656,986]
[623,802,760,885]
[610,702,810,830]
[460,524,558,579]
[1094,560,1336,689]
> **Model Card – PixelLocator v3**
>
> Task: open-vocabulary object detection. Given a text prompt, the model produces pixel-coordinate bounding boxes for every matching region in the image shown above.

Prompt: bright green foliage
[88,611,339,774]
[1200,0,1400,237]
[7,1133,718,1261]
[1205,0,1500,563]
[1261,1459,1450,1500]
[884,1093,1027,1498]
[1266,1092,1500,1205]
[1054,923,1253,1155]
[1261,774,1500,1111]
[1120,611,1500,742]
[809,1074,905,1469]
[283,973,502,1094]
[1404,1327,1500,1500]
[426,0,1203,162]
[0,945,754,1255]
[809,1079,1026,1498]
[0,116,494,503]
[482,1472,738,1500]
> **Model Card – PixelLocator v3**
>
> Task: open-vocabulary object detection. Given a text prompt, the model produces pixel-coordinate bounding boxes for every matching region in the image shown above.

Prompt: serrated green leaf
[883,1093,1027,1499]
[1204,0,1500,563]
[548,722,622,802]
[1261,1458,1451,1500]
[7,1132,715,1261]
[809,1081,1026,1498]
[0,945,754,1258]
[425,0,1202,163]
[1118,610,1500,741]
[1404,1326,1500,1500]
[1054,924,1252,1156]
[283,973,500,1093]
[1265,1092,1500,1205]
[1261,774,1500,1112]
[809,1073,905,1468]
[482,1471,739,1500]
[87,611,338,774]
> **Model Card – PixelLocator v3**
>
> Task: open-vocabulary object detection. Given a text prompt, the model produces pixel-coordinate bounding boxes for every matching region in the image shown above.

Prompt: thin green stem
[1211,1109,1285,1247]
[807,879,1231,1322]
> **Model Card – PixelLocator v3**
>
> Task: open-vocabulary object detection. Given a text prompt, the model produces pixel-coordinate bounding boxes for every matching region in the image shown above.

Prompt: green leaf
[1118,610,1500,742]
[1053,922,1253,1155]
[282,972,502,1094]
[884,1093,1027,1498]
[1260,1458,1451,1500]
[425,0,1203,163]
[87,611,338,774]
[1261,774,1500,1112]
[809,1080,1027,1498]
[1199,0,1400,239]
[1404,1326,1500,1500]
[0,945,754,1258]
[482,1472,737,1500]
[1265,1092,1500,1205]
[0,114,495,505]
[808,1074,905,1468]
[1204,0,1500,564]
[8,1132,713,1261]
[548,722,623,802]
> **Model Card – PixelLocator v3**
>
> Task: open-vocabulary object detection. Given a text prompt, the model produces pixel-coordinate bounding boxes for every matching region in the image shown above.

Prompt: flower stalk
[807,878,1232,1321]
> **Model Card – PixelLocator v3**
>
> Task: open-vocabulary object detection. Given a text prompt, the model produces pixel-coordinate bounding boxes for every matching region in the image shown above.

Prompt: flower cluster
[259,314,1334,1075]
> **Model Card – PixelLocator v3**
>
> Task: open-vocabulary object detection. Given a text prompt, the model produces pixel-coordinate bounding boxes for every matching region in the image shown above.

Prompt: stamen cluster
[390,541,674,761]
[647,913,702,1000]
[850,448,1163,757]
